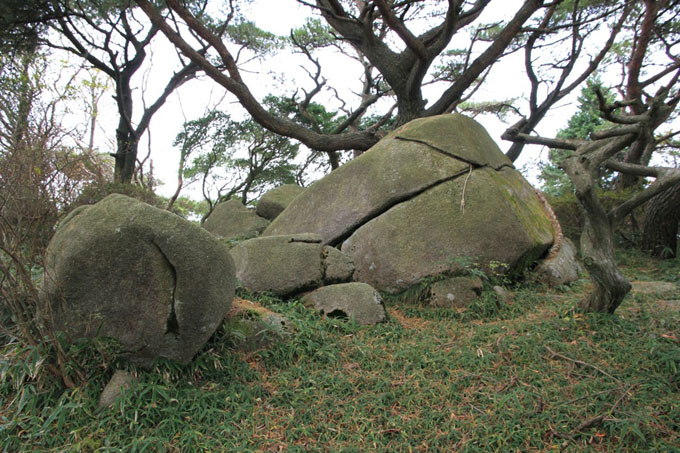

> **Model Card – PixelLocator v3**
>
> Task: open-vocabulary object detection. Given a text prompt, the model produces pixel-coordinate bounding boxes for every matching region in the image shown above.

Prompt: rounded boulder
[41,194,236,367]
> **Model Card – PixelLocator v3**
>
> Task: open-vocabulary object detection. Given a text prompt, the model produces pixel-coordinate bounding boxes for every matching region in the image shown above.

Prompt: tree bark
[642,182,680,258]
[113,75,138,184]
[578,211,632,313]
[563,147,632,313]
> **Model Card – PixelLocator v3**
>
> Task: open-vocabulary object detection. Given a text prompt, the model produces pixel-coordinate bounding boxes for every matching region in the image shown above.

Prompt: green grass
[1,250,679,451]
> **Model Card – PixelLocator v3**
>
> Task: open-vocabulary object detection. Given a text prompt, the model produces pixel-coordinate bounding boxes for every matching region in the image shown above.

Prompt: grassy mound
[1,249,678,451]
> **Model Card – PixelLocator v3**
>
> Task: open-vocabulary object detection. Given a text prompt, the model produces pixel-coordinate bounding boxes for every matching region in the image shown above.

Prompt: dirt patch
[389,309,431,330]
[631,281,678,298]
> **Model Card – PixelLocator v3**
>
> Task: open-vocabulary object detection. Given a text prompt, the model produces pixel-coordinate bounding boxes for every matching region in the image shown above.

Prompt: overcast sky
[85,0,578,199]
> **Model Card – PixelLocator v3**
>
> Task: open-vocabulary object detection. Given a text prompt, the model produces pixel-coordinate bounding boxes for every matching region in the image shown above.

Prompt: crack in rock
[151,240,180,337]
[330,167,475,247]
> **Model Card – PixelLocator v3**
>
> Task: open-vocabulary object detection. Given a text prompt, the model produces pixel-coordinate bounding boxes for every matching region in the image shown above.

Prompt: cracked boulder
[302,282,387,326]
[230,234,355,296]
[264,114,555,293]
[41,194,235,367]
[203,199,270,240]
[256,184,305,221]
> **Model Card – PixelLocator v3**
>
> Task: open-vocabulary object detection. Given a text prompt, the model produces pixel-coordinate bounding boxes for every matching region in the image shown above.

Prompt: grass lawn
[1,249,679,451]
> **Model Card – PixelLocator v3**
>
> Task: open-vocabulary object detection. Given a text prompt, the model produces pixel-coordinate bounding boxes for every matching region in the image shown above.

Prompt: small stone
[492,285,514,304]
[631,281,678,298]
[322,246,355,284]
[302,283,387,325]
[429,276,483,308]
[533,237,581,287]
[224,298,291,352]
[99,370,136,408]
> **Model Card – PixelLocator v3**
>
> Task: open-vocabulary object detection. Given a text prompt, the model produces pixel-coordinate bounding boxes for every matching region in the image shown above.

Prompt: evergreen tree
[540,79,614,196]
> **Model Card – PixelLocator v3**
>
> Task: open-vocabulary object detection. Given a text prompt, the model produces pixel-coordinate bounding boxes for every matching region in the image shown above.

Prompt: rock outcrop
[256,184,305,221]
[41,194,235,367]
[203,199,269,240]
[264,114,555,293]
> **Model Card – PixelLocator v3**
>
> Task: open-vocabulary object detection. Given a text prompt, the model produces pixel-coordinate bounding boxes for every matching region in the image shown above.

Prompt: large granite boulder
[41,194,235,367]
[256,184,305,221]
[302,283,387,325]
[230,234,354,296]
[264,114,555,293]
[203,199,269,240]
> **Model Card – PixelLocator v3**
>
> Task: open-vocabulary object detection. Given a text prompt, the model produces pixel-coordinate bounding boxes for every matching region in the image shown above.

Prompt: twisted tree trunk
[642,182,680,258]
[561,137,634,313]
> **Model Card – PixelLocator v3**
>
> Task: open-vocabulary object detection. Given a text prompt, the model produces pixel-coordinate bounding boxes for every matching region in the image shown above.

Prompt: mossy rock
[230,234,324,296]
[302,283,387,326]
[204,199,270,240]
[341,167,554,293]
[256,184,305,221]
[41,194,236,367]
[264,114,555,293]
[264,119,473,245]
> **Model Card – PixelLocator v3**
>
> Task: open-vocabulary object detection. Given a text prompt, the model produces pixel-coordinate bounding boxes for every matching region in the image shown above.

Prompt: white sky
[84,0,580,199]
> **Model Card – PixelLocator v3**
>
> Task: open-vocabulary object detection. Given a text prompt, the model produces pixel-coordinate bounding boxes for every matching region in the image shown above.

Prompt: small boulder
[230,234,355,296]
[41,194,235,367]
[230,234,324,296]
[99,370,136,408]
[428,276,483,308]
[256,184,305,220]
[224,298,291,352]
[533,238,581,286]
[302,283,387,325]
[322,246,355,284]
[492,285,514,304]
[203,199,270,240]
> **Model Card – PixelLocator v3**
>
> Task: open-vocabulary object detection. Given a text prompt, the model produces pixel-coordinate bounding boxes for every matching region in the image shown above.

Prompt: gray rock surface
[429,276,483,308]
[99,370,136,408]
[204,199,269,240]
[492,285,514,304]
[342,167,554,293]
[322,246,355,284]
[230,235,355,296]
[533,237,581,286]
[256,184,305,220]
[631,280,678,298]
[262,114,555,293]
[41,194,235,367]
[302,283,387,325]
[230,234,324,296]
